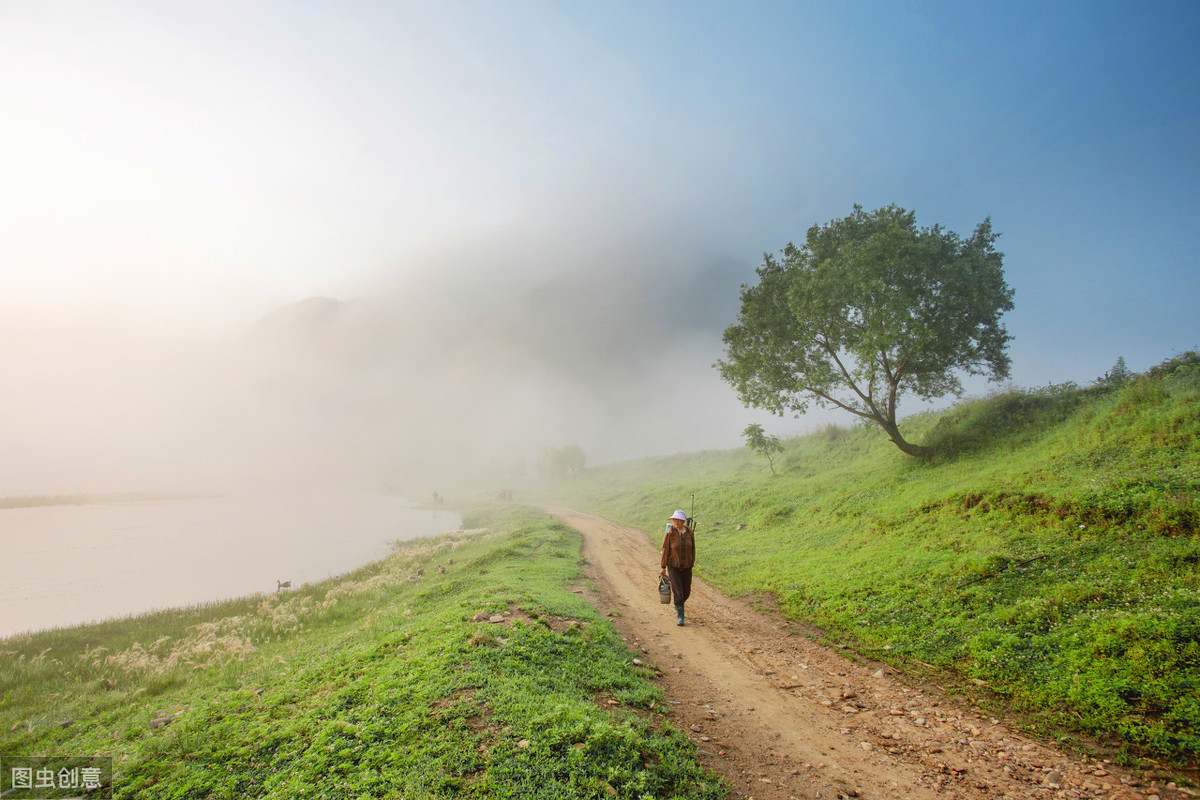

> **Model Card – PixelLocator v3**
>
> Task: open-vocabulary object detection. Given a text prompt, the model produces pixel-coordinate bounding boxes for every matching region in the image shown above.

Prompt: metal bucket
[658,575,672,604]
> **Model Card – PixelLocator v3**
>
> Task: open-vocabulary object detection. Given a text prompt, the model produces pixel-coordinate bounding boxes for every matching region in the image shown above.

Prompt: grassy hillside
[1,507,723,799]
[539,353,1200,766]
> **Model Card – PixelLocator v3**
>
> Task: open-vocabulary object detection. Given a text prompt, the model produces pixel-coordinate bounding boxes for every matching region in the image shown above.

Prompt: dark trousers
[667,566,692,605]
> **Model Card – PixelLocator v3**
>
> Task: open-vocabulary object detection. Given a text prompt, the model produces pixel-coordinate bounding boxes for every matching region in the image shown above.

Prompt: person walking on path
[659,509,695,626]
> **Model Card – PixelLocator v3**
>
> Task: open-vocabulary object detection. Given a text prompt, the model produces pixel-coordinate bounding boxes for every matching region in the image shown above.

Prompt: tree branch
[805,386,878,421]
[819,335,877,413]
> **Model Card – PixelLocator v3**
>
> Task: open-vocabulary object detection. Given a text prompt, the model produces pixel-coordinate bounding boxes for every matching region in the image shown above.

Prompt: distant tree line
[539,445,586,481]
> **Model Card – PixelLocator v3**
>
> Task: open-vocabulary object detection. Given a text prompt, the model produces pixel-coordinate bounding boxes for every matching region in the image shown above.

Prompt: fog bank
[2,228,811,497]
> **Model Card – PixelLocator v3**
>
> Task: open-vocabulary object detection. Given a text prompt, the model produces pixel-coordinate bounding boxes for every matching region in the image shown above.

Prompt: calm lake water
[0,493,460,639]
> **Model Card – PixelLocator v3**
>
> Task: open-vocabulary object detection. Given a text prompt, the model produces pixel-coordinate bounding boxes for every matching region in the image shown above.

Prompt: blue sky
[1,1,1198,478]
[558,0,1200,381]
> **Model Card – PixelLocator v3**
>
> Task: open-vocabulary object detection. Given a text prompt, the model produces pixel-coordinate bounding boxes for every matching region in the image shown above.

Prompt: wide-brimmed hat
[668,510,688,521]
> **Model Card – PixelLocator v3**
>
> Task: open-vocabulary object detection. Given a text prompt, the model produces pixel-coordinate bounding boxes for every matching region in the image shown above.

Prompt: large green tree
[716,204,1014,458]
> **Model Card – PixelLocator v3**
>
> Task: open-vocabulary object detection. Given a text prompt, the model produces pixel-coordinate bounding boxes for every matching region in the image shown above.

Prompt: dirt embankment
[545,506,1190,800]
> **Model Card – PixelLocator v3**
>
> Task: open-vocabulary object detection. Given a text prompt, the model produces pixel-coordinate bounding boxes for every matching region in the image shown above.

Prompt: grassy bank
[1,506,723,799]
[539,353,1200,767]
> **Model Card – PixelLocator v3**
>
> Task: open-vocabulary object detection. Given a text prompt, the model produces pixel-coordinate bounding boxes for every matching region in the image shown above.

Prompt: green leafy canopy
[716,204,1015,457]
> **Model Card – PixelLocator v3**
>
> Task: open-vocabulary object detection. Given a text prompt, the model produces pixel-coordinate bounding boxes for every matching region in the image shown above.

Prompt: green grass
[1,506,724,799]
[538,352,1200,767]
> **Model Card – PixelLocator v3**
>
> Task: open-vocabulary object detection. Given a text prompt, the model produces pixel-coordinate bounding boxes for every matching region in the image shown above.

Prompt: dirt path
[545,506,1181,800]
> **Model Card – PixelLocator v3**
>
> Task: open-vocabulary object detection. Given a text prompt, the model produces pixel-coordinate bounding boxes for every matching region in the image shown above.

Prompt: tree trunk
[878,419,932,460]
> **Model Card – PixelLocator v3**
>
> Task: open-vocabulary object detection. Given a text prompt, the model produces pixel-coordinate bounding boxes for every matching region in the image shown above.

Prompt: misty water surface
[0,493,460,639]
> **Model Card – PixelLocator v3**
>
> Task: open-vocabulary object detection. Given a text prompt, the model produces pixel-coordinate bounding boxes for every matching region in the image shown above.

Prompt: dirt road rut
[546,506,1179,800]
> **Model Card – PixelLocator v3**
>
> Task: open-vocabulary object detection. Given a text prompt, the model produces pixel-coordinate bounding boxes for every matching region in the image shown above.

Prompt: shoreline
[2,494,461,641]
[0,492,219,510]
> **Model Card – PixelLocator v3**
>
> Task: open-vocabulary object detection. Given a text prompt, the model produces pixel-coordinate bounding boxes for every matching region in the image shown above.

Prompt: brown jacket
[660,525,695,569]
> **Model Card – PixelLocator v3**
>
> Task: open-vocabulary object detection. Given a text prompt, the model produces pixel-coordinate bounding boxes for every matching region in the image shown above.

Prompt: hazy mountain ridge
[248,256,743,383]
[1,250,768,496]
[236,255,753,487]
